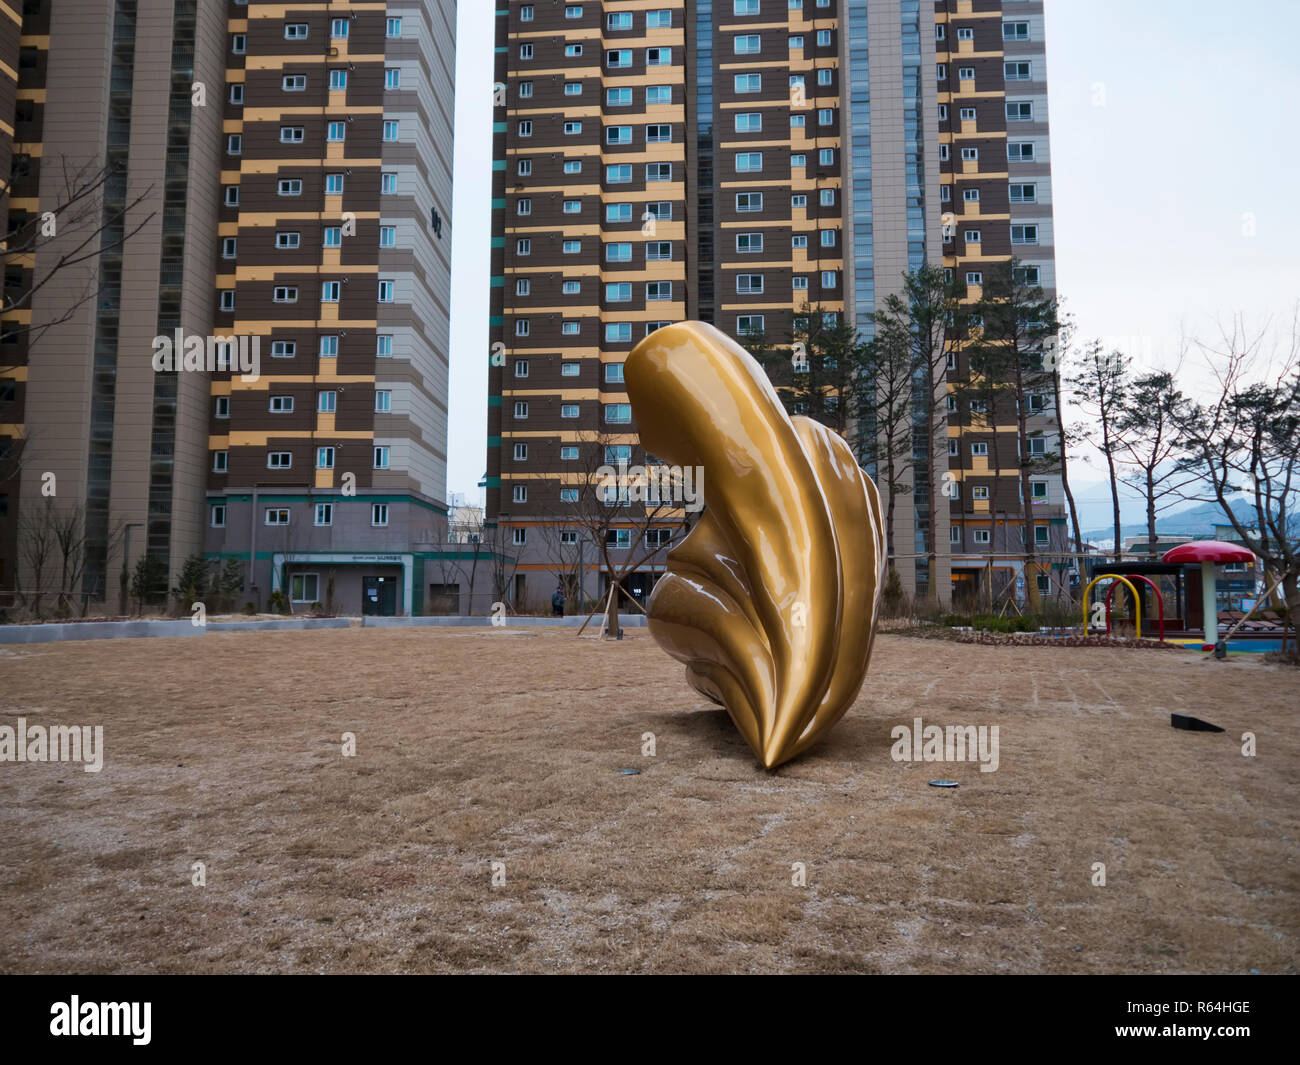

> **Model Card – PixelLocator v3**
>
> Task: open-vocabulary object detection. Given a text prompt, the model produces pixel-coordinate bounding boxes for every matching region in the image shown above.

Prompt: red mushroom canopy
[1161,540,1256,564]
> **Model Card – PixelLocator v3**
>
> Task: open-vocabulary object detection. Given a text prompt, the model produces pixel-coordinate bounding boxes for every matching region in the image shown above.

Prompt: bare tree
[1069,341,1131,563]
[1,158,155,376]
[1172,311,1300,618]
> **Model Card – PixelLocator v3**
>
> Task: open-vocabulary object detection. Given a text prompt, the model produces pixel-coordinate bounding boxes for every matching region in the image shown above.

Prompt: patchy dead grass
[0,628,1296,974]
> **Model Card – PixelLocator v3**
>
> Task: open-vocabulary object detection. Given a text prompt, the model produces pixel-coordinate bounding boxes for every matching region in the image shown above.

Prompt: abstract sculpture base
[626,322,887,769]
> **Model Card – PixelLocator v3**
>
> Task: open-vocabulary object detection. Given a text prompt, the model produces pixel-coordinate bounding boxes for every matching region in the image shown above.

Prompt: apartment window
[371,504,389,527]
[308,504,331,528]
[971,443,989,457]
[957,26,974,40]
[950,525,962,544]
[607,125,632,145]
[736,112,762,133]
[209,505,227,529]
[962,147,978,162]
[375,390,392,414]
[607,529,632,549]
[566,5,583,17]
[819,148,835,165]
[282,75,307,92]
[607,282,632,303]
[821,271,838,289]
[317,392,336,414]
[564,82,583,97]
[267,452,292,469]
[561,404,580,419]
[646,163,673,182]
[382,121,399,142]
[963,188,980,203]
[514,320,530,337]
[940,185,952,202]
[820,189,835,207]
[373,447,390,470]
[221,237,237,259]
[820,230,836,248]
[1034,525,1049,545]
[265,508,290,526]
[517,120,533,138]
[1005,61,1031,81]
[386,17,402,37]
[605,403,632,423]
[385,68,401,90]
[607,243,632,262]
[608,10,633,30]
[514,401,528,419]
[564,160,583,175]
[219,291,235,312]
[232,34,246,53]
[511,443,529,463]
[325,174,344,194]
[273,286,298,303]
[321,281,341,302]
[938,104,948,121]
[514,279,531,298]
[960,107,977,122]
[513,359,530,380]
[818,69,832,86]
[229,84,244,105]
[275,232,300,250]
[226,134,242,155]
[1011,224,1039,245]
[562,240,581,254]
[379,226,397,247]
[737,192,763,212]
[519,43,533,59]
[380,174,399,196]
[965,272,984,287]
[735,34,761,54]
[562,281,581,295]
[1010,182,1037,203]
[212,450,228,473]
[330,17,349,38]
[560,446,579,461]
[521,4,534,19]
[793,276,808,291]
[791,194,807,209]
[736,152,763,172]
[608,88,632,107]
[1008,142,1036,162]
[958,67,975,81]
[736,232,763,253]
[736,315,765,336]
[737,274,764,295]
[314,445,337,472]
[646,86,672,104]
[329,70,348,92]
[320,336,339,357]
[1003,21,1030,40]
[378,280,395,302]
[973,529,991,544]
[937,64,947,80]
[648,10,672,28]
[516,198,532,217]
[561,362,580,377]
[1007,101,1034,122]
[607,164,633,184]
[606,323,632,343]
[940,144,950,162]
[1014,265,1042,287]
[376,336,393,358]
[646,47,671,65]
[607,49,631,67]
[516,239,531,256]
[224,186,240,207]
[1031,482,1049,504]
[284,23,308,39]
[280,126,305,144]
[734,0,759,13]
[735,74,761,93]
[646,124,671,143]
[646,281,672,301]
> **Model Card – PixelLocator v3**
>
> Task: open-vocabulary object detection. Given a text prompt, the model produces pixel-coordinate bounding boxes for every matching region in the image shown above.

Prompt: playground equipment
[1081,572,1168,641]
[1161,540,1257,643]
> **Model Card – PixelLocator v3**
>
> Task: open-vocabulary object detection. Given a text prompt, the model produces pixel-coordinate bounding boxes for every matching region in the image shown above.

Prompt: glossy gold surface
[626,322,887,769]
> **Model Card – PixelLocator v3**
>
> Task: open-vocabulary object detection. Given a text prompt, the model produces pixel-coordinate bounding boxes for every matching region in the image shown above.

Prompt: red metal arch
[1103,572,1166,641]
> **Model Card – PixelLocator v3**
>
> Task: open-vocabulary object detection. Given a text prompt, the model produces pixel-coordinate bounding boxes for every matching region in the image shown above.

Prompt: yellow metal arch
[1082,574,1143,638]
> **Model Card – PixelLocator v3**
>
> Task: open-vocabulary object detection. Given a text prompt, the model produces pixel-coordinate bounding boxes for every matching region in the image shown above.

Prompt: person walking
[551,584,566,618]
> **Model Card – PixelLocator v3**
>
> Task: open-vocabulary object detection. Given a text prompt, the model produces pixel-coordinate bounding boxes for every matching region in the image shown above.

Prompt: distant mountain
[1081,498,1257,546]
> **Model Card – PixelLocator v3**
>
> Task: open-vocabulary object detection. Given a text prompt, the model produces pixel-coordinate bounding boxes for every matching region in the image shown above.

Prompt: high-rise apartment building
[487,0,1063,610]
[0,1,457,618]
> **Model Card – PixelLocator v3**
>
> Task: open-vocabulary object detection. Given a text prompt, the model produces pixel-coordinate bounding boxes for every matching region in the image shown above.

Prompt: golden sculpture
[625,322,887,769]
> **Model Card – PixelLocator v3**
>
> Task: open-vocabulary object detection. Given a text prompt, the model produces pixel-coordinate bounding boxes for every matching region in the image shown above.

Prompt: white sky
[444,0,1300,528]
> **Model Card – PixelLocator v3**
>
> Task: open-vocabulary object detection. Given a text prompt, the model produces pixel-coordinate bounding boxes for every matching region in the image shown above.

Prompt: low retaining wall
[0,620,204,644]
[361,614,650,629]
[207,618,351,633]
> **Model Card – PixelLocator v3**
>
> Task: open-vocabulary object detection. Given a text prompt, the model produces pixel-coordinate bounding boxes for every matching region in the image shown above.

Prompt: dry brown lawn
[0,627,1296,974]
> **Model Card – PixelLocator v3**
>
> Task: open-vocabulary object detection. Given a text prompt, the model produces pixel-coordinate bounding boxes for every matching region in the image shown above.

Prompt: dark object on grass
[1171,712,1225,733]
[928,780,959,788]
[618,768,640,776]
[1214,640,1228,659]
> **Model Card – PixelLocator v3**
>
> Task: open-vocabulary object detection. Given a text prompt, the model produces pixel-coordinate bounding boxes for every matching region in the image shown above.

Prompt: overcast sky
[444,0,1300,529]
